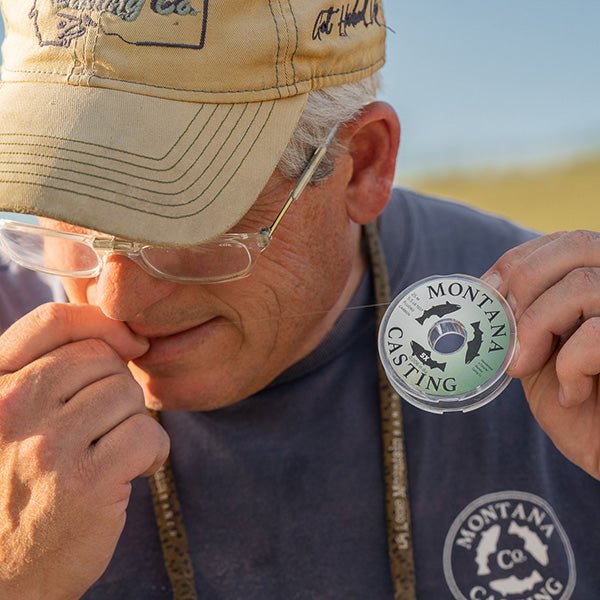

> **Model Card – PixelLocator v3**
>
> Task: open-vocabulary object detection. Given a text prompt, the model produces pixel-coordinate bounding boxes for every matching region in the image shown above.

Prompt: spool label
[379,275,516,412]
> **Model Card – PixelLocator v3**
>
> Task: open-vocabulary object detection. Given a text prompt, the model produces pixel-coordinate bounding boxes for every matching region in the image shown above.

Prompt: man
[0,1,598,599]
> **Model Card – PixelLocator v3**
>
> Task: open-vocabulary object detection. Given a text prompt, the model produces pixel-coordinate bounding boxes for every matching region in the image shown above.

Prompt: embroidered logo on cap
[51,0,147,22]
[30,0,208,49]
[443,491,576,600]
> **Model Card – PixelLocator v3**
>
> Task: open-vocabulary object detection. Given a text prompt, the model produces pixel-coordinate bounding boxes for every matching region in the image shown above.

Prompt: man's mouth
[130,317,226,367]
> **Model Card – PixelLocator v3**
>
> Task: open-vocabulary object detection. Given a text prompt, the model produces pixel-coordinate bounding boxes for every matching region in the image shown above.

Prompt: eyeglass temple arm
[264,124,340,240]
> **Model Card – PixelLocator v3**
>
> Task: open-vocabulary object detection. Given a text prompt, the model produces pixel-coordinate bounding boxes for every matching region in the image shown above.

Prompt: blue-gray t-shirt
[2,190,598,599]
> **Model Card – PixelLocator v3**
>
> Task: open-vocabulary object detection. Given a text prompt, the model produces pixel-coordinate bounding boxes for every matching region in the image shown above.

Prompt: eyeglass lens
[0,225,262,282]
[1,226,100,276]
[140,241,255,281]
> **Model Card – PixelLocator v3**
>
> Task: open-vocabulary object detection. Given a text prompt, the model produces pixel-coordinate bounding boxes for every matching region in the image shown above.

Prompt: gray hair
[277,74,380,182]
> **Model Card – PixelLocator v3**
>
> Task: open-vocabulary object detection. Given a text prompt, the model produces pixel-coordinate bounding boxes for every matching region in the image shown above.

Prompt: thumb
[0,303,149,372]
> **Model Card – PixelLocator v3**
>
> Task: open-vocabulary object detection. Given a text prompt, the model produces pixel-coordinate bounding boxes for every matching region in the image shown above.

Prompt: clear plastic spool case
[378,274,517,413]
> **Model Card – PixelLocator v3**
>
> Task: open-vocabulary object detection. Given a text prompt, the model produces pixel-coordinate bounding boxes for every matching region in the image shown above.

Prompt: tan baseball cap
[0,0,386,246]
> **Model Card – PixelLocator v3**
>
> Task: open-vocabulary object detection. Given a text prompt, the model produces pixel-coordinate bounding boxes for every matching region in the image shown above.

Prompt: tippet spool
[378,274,517,413]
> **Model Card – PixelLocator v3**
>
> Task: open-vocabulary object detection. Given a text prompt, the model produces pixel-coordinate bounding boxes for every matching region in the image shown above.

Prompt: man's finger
[63,372,147,448]
[481,231,565,296]
[90,412,170,483]
[555,317,600,408]
[0,338,133,420]
[508,267,600,378]
[483,231,600,319]
[0,303,149,373]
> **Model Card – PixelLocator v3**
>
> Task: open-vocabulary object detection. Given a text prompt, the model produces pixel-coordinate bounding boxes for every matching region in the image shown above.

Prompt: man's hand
[0,303,170,600]
[483,230,600,479]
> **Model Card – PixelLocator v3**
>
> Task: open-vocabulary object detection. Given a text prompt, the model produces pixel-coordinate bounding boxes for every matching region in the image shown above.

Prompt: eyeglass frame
[0,124,340,284]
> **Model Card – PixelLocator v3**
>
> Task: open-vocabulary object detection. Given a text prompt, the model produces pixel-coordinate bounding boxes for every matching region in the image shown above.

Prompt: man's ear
[337,101,400,224]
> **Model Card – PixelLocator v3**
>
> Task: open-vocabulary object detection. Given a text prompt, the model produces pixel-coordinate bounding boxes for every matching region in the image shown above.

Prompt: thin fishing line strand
[226,301,392,326]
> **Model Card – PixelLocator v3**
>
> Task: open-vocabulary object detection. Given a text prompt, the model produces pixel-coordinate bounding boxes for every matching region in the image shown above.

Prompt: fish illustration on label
[411,340,447,372]
[465,321,483,364]
[415,301,461,325]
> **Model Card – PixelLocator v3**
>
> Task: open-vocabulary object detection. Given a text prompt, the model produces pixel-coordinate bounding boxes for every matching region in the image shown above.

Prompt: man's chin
[131,369,243,412]
[127,353,277,412]
[136,378,206,412]
[140,387,221,412]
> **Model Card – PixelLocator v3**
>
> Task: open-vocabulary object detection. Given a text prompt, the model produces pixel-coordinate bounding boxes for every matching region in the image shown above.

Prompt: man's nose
[90,253,179,321]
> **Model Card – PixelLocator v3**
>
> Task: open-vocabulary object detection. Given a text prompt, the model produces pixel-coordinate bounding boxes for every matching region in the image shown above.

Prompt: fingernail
[133,333,150,348]
[482,272,502,290]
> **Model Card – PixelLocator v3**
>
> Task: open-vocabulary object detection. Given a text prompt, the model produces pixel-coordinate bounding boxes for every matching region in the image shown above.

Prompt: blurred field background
[403,152,600,233]
[1,3,599,233]
[382,3,600,234]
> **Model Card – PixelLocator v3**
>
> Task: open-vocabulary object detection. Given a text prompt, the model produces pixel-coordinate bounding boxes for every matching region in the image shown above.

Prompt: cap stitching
[0,101,276,220]
[285,0,300,95]
[274,0,290,91]
[89,10,101,83]
[76,8,87,83]
[93,59,384,93]
[0,104,210,164]
[0,102,267,206]
[0,105,251,193]
[80,8,91,85]
[0,108,237,186]
[78,8,85,85]
[194,100,277,219]
[65,9,80,83]
[267,0,283,98]
[2,67,71,76]
[2,58,384,92]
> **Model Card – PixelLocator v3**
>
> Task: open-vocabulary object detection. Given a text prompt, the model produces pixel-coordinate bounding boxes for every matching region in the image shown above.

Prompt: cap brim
[0,81,307,246]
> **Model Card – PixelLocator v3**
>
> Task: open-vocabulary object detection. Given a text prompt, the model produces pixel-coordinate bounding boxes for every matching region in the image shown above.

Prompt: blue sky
[1,3,599,177]
[381,2,600,176]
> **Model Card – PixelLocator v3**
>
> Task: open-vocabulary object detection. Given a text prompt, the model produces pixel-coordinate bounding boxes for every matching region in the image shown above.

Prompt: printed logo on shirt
[443,491,576,600]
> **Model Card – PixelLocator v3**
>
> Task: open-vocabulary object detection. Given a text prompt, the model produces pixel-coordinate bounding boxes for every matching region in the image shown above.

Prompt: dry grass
[403,152,600,233]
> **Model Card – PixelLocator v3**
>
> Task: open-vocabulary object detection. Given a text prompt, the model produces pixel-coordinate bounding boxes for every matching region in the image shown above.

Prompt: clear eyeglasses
[0,125,339,284]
